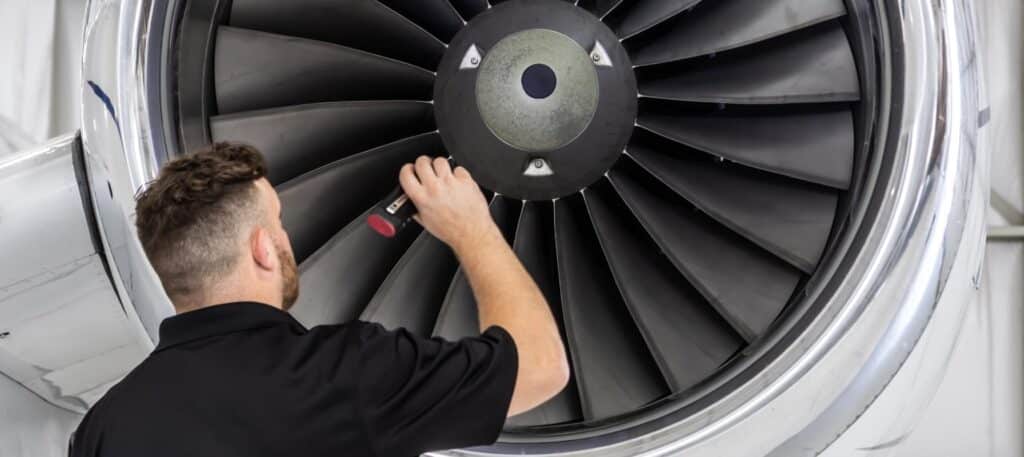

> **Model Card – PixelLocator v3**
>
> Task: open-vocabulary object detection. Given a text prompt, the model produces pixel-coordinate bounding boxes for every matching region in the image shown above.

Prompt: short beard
[276,242,300,311]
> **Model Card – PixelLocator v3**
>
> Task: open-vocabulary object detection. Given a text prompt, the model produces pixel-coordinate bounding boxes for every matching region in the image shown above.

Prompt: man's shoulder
[304,319,388,342]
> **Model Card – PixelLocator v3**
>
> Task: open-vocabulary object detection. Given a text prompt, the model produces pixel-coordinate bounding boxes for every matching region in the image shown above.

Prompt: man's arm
[399,156,571,416]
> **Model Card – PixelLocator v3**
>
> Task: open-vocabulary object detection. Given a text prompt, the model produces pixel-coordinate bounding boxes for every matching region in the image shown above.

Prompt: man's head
[135,143,299,313]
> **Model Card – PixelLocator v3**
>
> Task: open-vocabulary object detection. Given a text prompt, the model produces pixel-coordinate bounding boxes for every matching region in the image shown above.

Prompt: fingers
[399,163,425,202]
[433,157,453,179]
[406,157,470,199]
[415,156,438,190]
[453,166,472,180]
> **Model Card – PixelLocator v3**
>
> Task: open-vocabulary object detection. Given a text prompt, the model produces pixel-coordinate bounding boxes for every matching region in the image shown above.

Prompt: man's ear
[251,227,278,272]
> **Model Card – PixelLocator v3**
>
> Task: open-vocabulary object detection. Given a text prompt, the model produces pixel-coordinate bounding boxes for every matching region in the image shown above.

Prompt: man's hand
[399,156,499,251]
[399,155,570,418]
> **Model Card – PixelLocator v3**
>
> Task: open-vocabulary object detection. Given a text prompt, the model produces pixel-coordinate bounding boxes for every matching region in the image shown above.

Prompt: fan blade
[448,0,487,20]
[626,132,836,273]
[278,132,443,264]
[229,0,445,70]
[628,0,846,65]
[432,196,522,340]
[580,0,626,19]
[290,208,422,327]
[377,0,464,43]
[360,233,458,336]
[607,163,801,341]
[637,106,854,189]
[637,24,859,104]
[583,181,744,387]
[606,0,701,39]
[556,195,668,420]
[430,272,475,339]
[506,201,583,427]
[215,26,434,114]
[211,101,435,185]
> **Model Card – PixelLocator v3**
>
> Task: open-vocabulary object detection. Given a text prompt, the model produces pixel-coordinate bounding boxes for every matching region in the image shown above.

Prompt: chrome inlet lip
[81,0,178,343]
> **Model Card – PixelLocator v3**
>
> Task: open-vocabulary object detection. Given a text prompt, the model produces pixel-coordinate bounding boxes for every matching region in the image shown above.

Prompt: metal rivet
[591,41,613,68]
[524,158,554,177]
[460,44,483,70]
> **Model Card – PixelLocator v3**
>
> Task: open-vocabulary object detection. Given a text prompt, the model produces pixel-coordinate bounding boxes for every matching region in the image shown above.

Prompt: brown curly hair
[135,142,268,303]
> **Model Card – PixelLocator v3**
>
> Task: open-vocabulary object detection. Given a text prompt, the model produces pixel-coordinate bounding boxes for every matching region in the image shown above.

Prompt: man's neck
[170,272,282,314]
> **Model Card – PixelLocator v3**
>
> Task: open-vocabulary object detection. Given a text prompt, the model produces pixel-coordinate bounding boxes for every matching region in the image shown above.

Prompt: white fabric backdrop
[0,0,84,150]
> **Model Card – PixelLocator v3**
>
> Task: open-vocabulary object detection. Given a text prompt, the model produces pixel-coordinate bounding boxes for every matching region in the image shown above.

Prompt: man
[69,143,570,456]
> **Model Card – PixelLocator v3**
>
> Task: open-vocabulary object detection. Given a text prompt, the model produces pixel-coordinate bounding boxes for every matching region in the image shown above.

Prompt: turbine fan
[176,0,863,434]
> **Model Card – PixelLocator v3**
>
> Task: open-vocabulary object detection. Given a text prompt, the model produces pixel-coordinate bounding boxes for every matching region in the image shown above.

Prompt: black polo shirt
[69,302,518,457]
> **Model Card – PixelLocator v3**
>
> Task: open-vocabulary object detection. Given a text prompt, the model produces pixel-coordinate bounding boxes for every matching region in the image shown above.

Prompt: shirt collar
[154,302,304,352]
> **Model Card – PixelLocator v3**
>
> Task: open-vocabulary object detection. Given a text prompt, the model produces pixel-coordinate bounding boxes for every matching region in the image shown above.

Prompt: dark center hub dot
[522,64,557,99]
[433,0,638,201]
